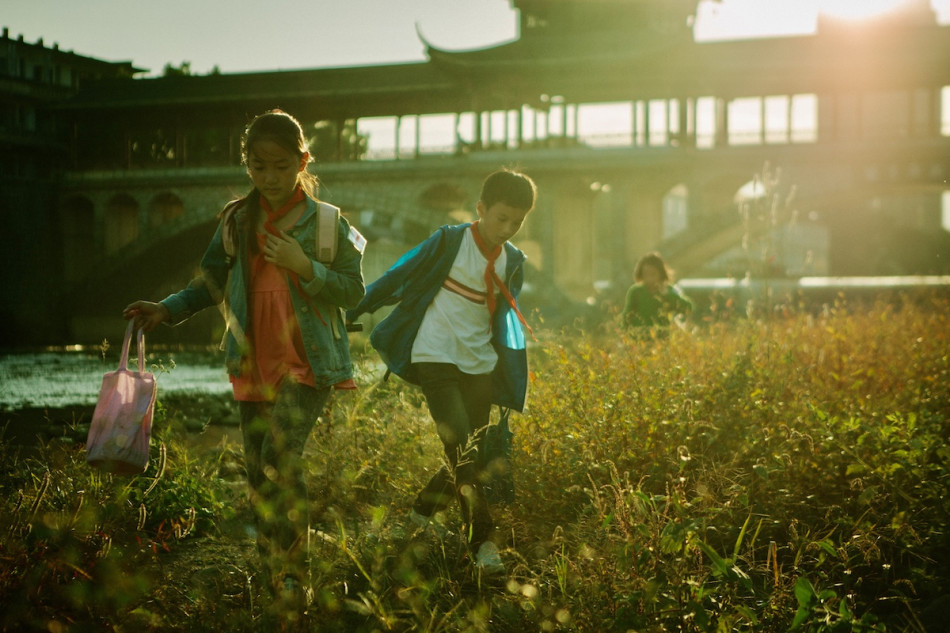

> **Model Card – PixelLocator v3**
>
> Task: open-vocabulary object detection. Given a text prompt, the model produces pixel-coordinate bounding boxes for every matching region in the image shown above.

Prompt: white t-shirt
[411,228,506,374]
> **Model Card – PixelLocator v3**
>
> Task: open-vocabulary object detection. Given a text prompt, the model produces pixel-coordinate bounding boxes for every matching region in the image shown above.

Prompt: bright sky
[4,0,950,76]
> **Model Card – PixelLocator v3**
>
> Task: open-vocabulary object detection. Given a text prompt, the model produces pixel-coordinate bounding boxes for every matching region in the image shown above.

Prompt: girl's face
[246,140,308,209]
[640,264,665,292]
[476,200,530,250]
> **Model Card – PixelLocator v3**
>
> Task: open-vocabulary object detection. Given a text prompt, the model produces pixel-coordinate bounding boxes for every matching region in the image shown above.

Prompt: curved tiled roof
[57,61,461,117]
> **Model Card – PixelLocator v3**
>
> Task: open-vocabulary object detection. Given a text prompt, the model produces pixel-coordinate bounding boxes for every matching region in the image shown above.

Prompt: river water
[5,276,947,412]
[0,347,232,410]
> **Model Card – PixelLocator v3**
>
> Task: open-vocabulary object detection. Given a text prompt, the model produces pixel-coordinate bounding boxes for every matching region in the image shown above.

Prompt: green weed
[1,296,948,631]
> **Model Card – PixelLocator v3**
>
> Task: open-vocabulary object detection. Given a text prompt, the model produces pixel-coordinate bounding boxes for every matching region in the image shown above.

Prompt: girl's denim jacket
[348,223,529,412]
[160,197,365,389]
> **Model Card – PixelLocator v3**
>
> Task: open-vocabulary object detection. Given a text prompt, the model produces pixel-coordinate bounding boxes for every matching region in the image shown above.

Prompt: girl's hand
[646,281,668,297]
[263,231,313,280]
[122,301,170,332]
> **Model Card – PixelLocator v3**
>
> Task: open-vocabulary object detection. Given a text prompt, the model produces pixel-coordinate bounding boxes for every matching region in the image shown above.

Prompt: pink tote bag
[85,321,157,475]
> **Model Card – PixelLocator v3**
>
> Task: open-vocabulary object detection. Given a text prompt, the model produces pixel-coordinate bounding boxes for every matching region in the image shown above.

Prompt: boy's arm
[505,247,525,298]
[348,227,445,319]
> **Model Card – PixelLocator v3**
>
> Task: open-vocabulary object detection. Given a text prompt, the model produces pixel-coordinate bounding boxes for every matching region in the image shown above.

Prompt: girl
[123,109,365,601]
[622,251,692,329]
[348,169,537,576]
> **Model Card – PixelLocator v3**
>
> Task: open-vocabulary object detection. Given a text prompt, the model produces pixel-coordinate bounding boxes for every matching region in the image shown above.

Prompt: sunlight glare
[819,0,909,20]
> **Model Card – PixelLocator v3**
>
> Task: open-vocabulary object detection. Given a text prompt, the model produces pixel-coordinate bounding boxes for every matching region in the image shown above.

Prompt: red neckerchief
[470,222,534,339]
[260,186,305,236]
[255,186,326,327]
[470,221,503,317]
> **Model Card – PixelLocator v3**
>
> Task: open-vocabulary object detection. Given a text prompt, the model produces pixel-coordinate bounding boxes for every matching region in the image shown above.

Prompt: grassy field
[1,295,948,632]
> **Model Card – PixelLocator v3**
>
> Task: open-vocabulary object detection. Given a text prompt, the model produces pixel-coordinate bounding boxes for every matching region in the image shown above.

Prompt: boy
[348,169,536,575]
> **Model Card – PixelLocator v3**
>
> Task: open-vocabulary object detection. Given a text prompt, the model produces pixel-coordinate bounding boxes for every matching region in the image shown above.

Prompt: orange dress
[231,233,317,402]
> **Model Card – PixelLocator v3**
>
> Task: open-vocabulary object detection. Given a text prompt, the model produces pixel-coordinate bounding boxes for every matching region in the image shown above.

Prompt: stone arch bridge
[60,138,949,343]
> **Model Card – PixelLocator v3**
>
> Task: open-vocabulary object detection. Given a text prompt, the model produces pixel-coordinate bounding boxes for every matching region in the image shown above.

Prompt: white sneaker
[409,508,431,529]
[475,541,506,575]
[409,509,451,539]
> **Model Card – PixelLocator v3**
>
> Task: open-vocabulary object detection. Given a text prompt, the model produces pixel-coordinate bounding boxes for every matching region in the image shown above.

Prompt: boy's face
[476,201,530,250]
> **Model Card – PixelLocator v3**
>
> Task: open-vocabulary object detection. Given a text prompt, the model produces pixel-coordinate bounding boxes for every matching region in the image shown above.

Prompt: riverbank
[0,345,238,447]
[0,391,240,448]
[0,348,232,408]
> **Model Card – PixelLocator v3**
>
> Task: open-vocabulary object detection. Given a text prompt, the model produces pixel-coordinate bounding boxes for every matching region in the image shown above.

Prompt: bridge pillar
[617,183,665,275]
[541,178,598,300]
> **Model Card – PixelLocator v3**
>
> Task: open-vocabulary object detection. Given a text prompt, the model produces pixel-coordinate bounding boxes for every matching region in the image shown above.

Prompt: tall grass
[1,296,947,632]
[517,296,949,632]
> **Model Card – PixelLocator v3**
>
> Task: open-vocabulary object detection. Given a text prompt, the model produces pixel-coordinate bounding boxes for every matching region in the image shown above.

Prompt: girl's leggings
[239,379,331,578]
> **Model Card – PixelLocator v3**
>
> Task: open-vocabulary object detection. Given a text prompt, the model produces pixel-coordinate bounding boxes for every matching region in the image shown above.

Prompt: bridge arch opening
[662,184,690,240]
[58,196,95,283]
[709,174,829,278]
[735,179,767,203]
[104,194,139,253]
[858,188,949,275]
[148,192,184,228]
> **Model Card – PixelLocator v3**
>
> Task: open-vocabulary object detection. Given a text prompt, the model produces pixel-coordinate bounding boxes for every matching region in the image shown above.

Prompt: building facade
[2,0,949,345]
[0,28,141,344]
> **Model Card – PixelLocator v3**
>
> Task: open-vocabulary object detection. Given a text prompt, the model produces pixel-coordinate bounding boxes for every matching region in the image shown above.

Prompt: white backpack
[219,199,340,264]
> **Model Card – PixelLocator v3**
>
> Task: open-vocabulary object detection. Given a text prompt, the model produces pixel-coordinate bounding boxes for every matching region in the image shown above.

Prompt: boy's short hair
[480,169,537,212]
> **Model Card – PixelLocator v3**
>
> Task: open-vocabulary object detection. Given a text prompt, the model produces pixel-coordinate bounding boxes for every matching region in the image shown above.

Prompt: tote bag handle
[117,320,146,373]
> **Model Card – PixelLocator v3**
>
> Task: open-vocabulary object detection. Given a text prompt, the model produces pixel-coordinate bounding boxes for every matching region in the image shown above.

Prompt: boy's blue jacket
[159,197,365,389]
[349,223,529,412]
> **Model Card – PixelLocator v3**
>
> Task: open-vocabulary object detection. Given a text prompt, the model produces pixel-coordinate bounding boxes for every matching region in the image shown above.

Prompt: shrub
[1,296,947,631]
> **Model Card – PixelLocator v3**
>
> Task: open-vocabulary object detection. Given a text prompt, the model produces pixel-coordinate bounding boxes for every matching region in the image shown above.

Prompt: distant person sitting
[622,252,692,329]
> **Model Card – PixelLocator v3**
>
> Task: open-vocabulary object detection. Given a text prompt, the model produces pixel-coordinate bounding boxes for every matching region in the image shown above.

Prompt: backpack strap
[219,199,244,262]
[215,199,245,351]
[222,199,338,264]
[315,201,340,265]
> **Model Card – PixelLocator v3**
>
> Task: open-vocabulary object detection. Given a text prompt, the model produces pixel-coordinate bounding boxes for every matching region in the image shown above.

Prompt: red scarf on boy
[470,222,534,339]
